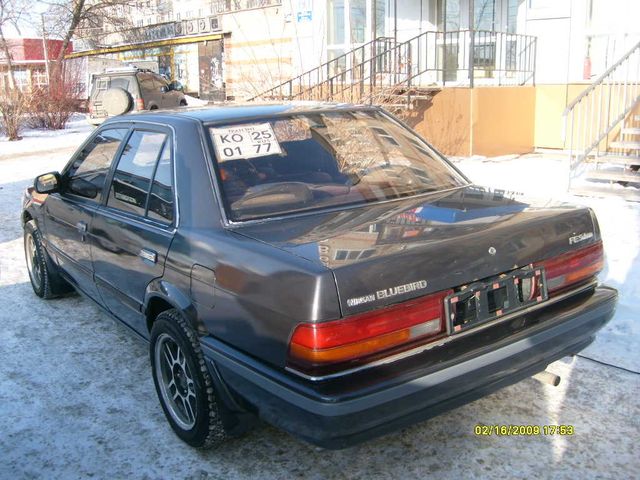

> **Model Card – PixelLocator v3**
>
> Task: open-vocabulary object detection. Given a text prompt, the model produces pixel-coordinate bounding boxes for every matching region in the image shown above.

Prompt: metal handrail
[562,40,640,175]
[249,29,537,107]
[563,41,640,115]
[247,36,394,101]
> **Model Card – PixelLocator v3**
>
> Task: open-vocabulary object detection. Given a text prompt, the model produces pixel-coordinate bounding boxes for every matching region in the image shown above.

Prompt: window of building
[507,0,519,33]
[474,0,495,31]
[328,0,345,44]
[32,69,49,89]
[334,249,375,261]
[350,0,366,43]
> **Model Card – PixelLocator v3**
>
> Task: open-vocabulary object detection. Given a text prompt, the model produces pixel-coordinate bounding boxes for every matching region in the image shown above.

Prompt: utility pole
[41,13,51,90]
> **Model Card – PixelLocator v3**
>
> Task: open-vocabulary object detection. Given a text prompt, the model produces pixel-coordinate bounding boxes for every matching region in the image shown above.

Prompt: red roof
[0,38,73,63]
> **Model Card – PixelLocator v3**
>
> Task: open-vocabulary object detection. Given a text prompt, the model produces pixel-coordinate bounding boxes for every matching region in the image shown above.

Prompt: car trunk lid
[232,186,599,317]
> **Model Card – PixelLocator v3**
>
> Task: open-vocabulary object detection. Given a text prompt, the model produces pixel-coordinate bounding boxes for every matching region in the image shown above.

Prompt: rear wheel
[150,309,230,448]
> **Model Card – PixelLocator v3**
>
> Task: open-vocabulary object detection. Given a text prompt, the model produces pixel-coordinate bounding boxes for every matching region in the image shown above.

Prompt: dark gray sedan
[22,104,617,449]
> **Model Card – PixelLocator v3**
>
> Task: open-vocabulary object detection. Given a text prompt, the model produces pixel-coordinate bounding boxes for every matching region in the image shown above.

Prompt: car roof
[102,102,380,126]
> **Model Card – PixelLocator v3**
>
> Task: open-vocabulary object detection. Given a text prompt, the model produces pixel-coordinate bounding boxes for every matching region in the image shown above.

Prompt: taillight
[537,241,604,295]
[287,289,452,376]
[136,98,145,110]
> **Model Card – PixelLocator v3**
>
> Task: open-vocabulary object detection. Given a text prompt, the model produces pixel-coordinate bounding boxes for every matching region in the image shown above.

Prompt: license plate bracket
[445,266,548,334]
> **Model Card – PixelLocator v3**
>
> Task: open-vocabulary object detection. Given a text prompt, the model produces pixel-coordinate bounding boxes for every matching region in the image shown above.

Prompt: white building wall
[521,0,640,84]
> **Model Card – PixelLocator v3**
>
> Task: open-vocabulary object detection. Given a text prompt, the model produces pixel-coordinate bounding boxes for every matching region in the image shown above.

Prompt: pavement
[0,132,638,480]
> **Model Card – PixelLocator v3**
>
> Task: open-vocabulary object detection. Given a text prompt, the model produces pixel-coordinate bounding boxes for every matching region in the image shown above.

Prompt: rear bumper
[201,286,617,449]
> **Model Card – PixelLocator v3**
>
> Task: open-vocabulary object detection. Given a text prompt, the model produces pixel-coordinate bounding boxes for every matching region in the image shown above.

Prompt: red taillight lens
[136,98,145,110]
[287,289,452,375]
[537,241,604,295]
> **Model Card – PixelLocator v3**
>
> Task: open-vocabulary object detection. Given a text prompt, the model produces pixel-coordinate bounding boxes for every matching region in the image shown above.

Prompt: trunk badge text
[347,280,428,308]
[569,232,594,245]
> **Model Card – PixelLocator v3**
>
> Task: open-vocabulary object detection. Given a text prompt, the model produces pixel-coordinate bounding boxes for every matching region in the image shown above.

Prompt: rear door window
[107,130,167,216]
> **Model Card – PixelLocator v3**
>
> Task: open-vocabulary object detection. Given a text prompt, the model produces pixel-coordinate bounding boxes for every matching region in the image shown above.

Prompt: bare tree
[40,0,144,82]
[0,0,28,92]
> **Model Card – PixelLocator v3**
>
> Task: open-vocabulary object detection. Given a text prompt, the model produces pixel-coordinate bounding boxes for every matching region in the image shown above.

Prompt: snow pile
[184,95,208,107]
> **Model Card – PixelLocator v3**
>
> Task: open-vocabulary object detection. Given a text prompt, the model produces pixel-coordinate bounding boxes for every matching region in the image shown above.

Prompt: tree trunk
[52,0,85,84]
[0,25,17,94]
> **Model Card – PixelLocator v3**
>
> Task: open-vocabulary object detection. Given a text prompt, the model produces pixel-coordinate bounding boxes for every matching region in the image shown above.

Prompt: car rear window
[94,76,133,93]
[208,110,467,221]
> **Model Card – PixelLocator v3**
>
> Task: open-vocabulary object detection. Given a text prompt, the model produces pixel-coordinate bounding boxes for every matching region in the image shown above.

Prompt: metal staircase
[249,30,537,116]
[563,41,640,201]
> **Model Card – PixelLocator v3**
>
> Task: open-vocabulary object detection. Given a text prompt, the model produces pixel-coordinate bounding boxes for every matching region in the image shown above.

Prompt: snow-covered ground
[0,127,638,479]
[0,114,93,160]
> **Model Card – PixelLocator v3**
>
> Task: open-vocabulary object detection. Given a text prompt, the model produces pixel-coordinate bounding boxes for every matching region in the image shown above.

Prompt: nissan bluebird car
[22,104,617,449]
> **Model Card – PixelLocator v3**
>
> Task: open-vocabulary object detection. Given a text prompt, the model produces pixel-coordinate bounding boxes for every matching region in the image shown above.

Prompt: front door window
[66,128,128,201]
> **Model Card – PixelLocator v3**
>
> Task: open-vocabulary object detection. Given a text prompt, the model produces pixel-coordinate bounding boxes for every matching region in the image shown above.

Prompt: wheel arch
[144,279,206,335]
[22,210,34,226]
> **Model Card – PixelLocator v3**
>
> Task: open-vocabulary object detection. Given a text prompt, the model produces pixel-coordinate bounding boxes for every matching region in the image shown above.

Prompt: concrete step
[571,184,640,202]
[584,169,640,184]
[592,154,640,166]
[610,141,640,150]
[621,127,640,135]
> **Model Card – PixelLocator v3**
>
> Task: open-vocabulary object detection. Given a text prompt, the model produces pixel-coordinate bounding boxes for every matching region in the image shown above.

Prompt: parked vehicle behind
[88,67,187,125]
[22,104,617,449]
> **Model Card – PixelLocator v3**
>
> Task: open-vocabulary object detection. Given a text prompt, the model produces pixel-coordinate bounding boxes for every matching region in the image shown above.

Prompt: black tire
[24,220,56,299]
[180,99,187,107]
[150,309,229,448]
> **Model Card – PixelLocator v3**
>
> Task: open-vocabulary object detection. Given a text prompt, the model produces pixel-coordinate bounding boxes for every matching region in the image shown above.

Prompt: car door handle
[76,221,87,233]
[139,248,157,264]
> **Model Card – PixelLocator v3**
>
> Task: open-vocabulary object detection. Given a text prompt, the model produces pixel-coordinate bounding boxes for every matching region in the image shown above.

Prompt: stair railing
[249,30,537,105]
[246,37,394,101]
[562,40,640,174]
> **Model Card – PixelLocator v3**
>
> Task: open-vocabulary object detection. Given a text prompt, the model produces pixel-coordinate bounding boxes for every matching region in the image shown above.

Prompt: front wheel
[150,310,230,448]
[24,220,55,298]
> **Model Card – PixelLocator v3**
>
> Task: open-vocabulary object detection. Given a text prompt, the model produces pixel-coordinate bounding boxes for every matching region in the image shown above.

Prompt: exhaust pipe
[533,370,561,386]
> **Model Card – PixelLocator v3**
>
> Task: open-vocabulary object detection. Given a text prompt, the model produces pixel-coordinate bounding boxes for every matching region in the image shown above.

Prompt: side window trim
[99,125,134,205]
[143,135,171,217]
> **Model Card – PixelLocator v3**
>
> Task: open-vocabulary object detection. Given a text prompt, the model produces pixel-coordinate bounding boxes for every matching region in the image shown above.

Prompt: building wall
[223,6,294,99]
[415,87,473,156]
[415,86,535,157]
[472,86,535,156]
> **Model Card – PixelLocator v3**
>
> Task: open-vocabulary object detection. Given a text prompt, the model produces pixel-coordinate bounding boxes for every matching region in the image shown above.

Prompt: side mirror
[68,177,99,199]
[34,172,60,194]
[160,85,169,93]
